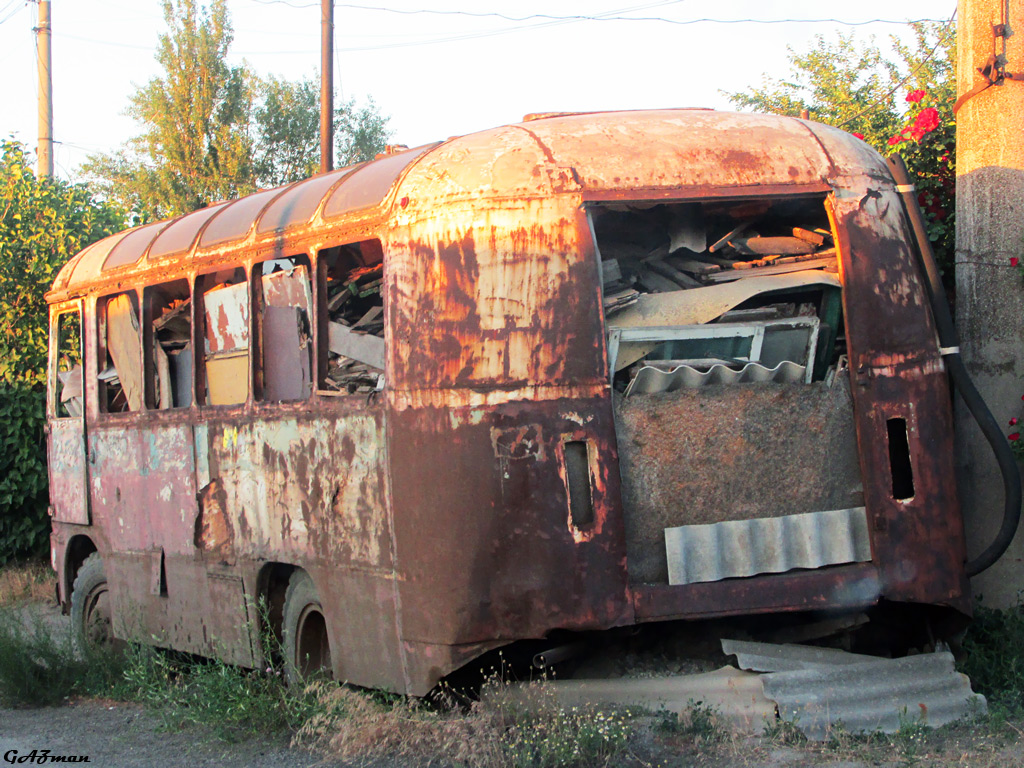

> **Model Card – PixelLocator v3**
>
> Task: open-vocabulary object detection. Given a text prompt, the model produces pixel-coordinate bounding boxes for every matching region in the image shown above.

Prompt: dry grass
[294,683,506,766]
[0,560,55,607]
[294,680,639,768]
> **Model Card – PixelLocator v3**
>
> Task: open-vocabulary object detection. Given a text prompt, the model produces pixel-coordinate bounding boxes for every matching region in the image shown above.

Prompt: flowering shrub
[885,89,955,278]
[1010,406,1024,461]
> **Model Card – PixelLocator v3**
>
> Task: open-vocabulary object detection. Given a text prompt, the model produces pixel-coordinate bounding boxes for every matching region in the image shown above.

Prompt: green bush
[0,384,49,564]
[0,139,125,565]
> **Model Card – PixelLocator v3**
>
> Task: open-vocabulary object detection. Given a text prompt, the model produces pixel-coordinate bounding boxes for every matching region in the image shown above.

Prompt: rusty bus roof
[50,108,878,301]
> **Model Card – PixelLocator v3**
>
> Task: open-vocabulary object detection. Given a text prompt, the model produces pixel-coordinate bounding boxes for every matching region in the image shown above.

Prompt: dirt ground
[3,602,1023,768]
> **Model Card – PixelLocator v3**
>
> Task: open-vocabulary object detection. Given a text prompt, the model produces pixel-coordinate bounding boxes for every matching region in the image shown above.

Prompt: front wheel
[70,553,121,654]
[282,570,333,685]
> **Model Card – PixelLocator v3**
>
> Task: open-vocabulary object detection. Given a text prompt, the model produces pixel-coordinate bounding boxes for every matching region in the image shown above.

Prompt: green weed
[0,607,125,706]
[959,603,1024,714]
[655,699,727,747]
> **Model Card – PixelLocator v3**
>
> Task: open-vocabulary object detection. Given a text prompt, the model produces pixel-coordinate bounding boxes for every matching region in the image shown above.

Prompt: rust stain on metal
[196,478,234,562]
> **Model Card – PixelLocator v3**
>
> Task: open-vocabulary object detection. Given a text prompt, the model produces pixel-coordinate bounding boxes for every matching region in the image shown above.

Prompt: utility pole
[320,0,333,174]
[956,0,1024,606]
[36,0,53,178]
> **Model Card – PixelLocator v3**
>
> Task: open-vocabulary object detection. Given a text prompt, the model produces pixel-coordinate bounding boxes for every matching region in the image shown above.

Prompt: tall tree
[85,0,256,219]
[87,0,392,219]
[0,139,125,562]
[254,77,391,187]
[726,23,956,274]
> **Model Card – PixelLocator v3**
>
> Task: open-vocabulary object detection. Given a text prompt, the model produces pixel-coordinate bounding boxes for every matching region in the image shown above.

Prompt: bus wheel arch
[255,562,296,667]
[63,535,97,611]
[282,569,333,684]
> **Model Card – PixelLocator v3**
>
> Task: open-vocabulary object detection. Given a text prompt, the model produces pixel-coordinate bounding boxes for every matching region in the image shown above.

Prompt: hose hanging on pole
[886,154,1021,577]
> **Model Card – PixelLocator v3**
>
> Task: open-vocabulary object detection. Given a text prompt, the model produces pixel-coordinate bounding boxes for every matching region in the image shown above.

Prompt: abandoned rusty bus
[46,109,972,694]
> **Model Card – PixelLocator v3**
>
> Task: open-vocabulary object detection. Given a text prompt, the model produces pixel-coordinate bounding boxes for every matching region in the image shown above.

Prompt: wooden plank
[328,321,385,370]
[704,256,837,283]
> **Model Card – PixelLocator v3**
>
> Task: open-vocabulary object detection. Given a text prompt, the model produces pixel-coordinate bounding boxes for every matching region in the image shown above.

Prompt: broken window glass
[256,256,313,402]
[199,268,249,406]
[592,196,845,394]
[318,240,385,395]
[146,280,192,409]
[99,292,143,413]
[53,309,82,418]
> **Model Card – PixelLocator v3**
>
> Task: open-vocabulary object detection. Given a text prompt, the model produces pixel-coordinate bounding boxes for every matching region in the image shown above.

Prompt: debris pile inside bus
[594,197,843,394]
[323,244,385,393]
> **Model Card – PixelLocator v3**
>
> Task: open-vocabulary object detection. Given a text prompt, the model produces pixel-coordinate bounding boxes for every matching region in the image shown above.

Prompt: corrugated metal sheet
[759,651,986,740]
[665,507,871,586]
[626,360,806,395]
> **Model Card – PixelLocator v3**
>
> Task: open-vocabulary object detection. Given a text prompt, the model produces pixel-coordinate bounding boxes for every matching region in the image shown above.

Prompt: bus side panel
[202,408,404,690]
[388,396,631,693]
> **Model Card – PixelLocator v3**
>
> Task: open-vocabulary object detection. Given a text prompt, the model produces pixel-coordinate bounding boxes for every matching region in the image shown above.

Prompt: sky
[0,0,957,180]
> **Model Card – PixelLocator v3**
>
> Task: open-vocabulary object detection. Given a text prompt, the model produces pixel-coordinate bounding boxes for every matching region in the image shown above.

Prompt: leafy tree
[86,0,391,218]
[726,22,956,275]
[254,77,392,187]
[84,0,256,219]
[335,95,391,168]
[0,139,126,562]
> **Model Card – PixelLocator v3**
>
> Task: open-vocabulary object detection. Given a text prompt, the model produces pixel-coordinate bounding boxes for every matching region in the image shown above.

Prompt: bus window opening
[318,240,385,394]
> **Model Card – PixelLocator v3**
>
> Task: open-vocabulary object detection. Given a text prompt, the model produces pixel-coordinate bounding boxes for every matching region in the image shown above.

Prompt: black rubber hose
[886,154,1021,577]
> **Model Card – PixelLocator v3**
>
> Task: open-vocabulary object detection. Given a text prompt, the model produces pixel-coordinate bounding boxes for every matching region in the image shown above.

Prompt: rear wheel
[282,570,333,684]
[70,553,121,654]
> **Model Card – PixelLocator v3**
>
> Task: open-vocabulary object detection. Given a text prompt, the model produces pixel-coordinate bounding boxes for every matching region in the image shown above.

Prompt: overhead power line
[242,0,954,28]
[0,0,27,26]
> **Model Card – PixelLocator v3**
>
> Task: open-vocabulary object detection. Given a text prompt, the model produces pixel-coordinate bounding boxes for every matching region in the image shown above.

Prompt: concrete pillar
[956,0,1024,606]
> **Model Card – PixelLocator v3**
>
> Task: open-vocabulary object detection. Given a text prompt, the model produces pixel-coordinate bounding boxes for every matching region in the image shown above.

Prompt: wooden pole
[36,0,53,177]
[320,0,333,173]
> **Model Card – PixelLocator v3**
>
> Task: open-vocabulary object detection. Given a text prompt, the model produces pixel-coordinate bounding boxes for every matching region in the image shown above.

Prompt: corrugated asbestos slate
[665,506,871,586]
[626,360,806,394]
[759,652,986,740]
[721,638,878,672]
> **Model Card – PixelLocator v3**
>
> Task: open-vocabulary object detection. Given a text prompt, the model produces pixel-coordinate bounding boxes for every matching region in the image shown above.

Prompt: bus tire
[70,553,120,654]
[283,570,332,685]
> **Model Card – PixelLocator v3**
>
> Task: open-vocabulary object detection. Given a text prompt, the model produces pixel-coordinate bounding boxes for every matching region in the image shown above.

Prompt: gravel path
[0,700,326,768]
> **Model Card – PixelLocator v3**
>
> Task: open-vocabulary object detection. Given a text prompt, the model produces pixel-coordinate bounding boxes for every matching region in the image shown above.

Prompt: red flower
[887,136,902,146]
[1010,433,1021,442]
[1012,257,1020,267]
[852,132,865,140]
[1011,418,1019,426]
[912,107,940,135]
[906,90,926,103]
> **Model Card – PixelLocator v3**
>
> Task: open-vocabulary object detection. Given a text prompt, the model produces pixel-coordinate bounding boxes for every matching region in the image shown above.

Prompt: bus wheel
[283,570,333,685]
[71,553,120,654]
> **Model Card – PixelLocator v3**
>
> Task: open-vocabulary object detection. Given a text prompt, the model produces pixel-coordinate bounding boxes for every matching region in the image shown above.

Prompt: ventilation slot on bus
[886,418,915,501]
[564,441,595,529]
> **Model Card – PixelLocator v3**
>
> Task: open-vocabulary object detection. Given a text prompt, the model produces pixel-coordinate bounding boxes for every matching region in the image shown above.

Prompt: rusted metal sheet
[632,563,884,621]
[149,201,230,260]
[828,176,970,609]
[256,166,355,235]
[47,419,88,525]
[102,220,170,272]
[387,395,631,693]
[388,200,602,391]
[201,187,292,248]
